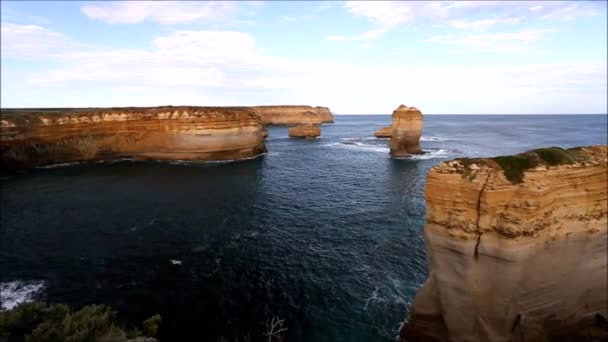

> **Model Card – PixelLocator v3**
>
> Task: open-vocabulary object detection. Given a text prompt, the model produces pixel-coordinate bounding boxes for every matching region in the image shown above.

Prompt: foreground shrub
[0,302,160,342]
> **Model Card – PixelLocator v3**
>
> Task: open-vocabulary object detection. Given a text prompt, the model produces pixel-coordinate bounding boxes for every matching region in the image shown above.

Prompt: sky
[1,1,607,114]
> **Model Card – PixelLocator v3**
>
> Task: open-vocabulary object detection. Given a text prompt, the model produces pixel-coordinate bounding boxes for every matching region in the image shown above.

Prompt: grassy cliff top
[450,146,607,184]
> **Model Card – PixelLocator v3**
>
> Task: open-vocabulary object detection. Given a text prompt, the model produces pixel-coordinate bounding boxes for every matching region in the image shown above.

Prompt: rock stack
[389,105,423,157]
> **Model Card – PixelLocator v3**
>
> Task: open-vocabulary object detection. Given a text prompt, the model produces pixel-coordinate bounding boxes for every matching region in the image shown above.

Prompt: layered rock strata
[0,106,267,170]
[374,125,392,138]
[252,106,334,125]
[402,146,608,342]
[389,105,423,157]
[288,125,321,138]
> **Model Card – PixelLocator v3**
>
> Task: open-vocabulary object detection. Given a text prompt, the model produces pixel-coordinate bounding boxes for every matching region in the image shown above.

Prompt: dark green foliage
[492,154,538,184]
[534,147,574,166]
[142,315,161,338]
[0,302,159,342]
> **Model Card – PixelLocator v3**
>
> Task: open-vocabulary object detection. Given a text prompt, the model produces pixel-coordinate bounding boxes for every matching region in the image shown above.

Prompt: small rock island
[288,125,321,138]
[402,146,608,342]
[389,105,424,157]
[374,125,392,138]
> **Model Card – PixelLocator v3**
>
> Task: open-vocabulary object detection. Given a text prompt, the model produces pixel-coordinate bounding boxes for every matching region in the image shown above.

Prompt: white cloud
[6,25,602,114]
[81,1,239,25]
[426,28,556,53]
[326,28,386,41]
[0,23,69,57]
[448,17,521,31]
[329,0,602,41]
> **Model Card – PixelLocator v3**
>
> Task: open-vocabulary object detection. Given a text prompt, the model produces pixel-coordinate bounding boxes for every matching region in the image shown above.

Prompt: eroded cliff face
[0,106,267,170]
[402,146,608,342]
[252,106,334,125]
[389,105,423,157]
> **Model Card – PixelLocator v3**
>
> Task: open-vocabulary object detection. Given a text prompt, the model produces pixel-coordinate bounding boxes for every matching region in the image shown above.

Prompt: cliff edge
[252,106,334,125]
[401,146,608,341]
[0,106,267,170]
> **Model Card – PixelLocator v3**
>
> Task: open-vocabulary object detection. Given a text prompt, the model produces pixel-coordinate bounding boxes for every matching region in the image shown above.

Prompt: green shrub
[492,154,538,184]
[0,302,160,342]
[142,315,161,338]
[533,147,573,166]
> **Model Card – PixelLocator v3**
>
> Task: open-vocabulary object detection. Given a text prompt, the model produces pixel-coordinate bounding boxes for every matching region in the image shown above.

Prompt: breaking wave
[0,280,46,311]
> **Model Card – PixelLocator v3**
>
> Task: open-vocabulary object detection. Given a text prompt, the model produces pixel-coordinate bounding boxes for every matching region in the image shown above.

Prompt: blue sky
[1,1,606,114]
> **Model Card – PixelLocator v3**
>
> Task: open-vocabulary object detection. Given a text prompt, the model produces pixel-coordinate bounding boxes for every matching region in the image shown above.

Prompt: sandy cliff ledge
[0,106,267,170]
[402,146,608,342]
[252,106,334,125]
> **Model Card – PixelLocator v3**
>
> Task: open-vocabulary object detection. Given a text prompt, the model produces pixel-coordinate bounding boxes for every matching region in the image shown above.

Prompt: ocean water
[0,115,606,341]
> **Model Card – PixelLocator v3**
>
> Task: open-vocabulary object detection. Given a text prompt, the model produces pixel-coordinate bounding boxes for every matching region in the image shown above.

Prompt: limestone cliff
[389,105,423,157]
[288,125,321,138]
[0,106,267,170]
[252,106,334,125]
[402,146,608,342]
[374,125,392,138]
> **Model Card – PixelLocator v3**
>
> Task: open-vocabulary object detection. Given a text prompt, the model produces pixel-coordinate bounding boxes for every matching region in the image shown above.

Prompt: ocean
[1,114,606,341]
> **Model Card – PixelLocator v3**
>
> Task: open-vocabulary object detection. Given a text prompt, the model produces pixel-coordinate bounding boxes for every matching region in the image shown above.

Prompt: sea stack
[374,125,392,138]
[389,105,423,157]
[288,125,321,138]
[252,106,334,125]
[401,146,608,342]
[0,106,267,170]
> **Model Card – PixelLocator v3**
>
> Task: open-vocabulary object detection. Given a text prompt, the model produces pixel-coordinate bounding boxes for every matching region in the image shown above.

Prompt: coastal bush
[533,147,574,166]
[492,154,538,184]
[0,302,160,342]
[141,315,161,338]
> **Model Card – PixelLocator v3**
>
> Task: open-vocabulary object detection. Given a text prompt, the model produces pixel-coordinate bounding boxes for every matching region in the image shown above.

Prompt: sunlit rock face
[252,106,334,125]
[402,146,608,342]
[374,125,392,138]
[389,105,423,157]
[288,125,321,138]
[0,106,267,170]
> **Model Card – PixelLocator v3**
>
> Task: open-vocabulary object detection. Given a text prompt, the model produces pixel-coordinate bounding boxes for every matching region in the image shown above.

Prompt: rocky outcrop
[374,126,392,138]
[0,106,267,170]
[389,105,423,157]
[288,125,321,138]
[402,146,608,342]
[252,106,334,125]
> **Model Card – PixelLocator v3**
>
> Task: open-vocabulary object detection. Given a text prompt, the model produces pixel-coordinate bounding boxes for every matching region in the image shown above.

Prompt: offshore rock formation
[0,106,267,170]
[252,106,334,125]
[402,146,608,342]
[288,125,321,138]
[389,105,423,157]
[374,125,392,138]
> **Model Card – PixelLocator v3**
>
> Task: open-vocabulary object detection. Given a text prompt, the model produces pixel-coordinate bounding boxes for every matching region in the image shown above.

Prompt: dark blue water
[1,115,606,341]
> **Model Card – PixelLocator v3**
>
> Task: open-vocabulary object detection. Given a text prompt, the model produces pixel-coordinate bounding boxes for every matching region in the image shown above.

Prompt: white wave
[420,136,456,142]
[0,280,45,310]
[325,142,390,153]
[409,149,451,160]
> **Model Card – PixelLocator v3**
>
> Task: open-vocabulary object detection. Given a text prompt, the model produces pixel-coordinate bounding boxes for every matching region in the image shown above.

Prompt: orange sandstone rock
[0,106,267,170]
[402,146,608,342]
[374,125,392,138]
[288,125,321,138]
[252,106,334,125]
[389,105,423,157]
